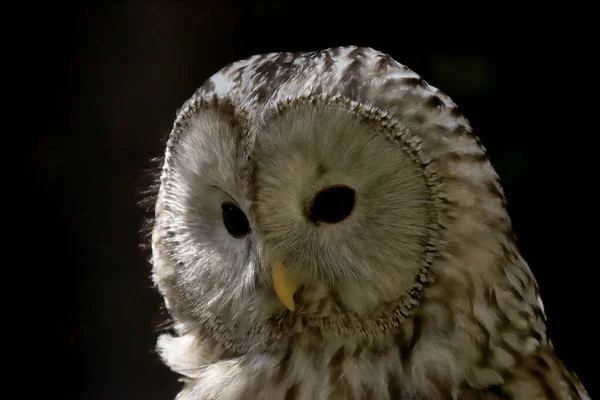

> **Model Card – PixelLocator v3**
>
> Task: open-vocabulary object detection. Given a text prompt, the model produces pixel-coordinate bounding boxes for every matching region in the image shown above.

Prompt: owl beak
[271,261,299,312]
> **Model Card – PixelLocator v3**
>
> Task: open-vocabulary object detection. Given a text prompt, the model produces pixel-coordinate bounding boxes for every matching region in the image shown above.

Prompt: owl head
[151,46,521,355]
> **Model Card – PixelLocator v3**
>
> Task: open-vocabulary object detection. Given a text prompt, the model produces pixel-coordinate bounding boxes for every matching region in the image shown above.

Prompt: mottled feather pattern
[149,46,590,399]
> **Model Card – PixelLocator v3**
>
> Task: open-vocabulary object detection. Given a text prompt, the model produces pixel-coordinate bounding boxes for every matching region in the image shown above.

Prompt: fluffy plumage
[149,46,590,399]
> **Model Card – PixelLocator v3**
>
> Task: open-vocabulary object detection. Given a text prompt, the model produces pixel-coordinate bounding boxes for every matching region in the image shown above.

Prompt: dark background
[33,1,595,399]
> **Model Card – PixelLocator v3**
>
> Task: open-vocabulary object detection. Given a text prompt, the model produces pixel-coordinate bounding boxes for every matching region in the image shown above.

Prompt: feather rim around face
[152,93,445,354]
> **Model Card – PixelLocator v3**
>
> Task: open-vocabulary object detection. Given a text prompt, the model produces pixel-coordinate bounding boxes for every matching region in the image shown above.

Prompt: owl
[148,46,590,399]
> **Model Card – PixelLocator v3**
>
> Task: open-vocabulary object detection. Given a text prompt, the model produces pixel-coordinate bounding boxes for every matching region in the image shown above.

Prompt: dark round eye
[308,185,356,224]
[222,203,251,238]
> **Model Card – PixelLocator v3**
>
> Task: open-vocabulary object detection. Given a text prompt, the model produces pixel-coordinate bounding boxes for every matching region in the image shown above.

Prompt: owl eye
[309,185,356,224]
[222,203,251,238]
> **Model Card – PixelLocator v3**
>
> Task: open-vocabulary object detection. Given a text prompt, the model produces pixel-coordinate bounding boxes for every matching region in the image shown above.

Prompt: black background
[32,2,595,399]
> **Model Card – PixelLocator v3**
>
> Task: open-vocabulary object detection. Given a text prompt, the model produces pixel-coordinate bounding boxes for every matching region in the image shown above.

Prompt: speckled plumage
[149,46,590,399]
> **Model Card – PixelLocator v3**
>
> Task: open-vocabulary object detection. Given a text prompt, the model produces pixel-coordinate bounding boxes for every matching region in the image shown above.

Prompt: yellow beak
[271,261,299,311]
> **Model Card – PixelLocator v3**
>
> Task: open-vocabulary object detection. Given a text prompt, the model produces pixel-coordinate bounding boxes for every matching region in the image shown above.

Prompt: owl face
[157,96,435,326]
[153,46,495,343]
